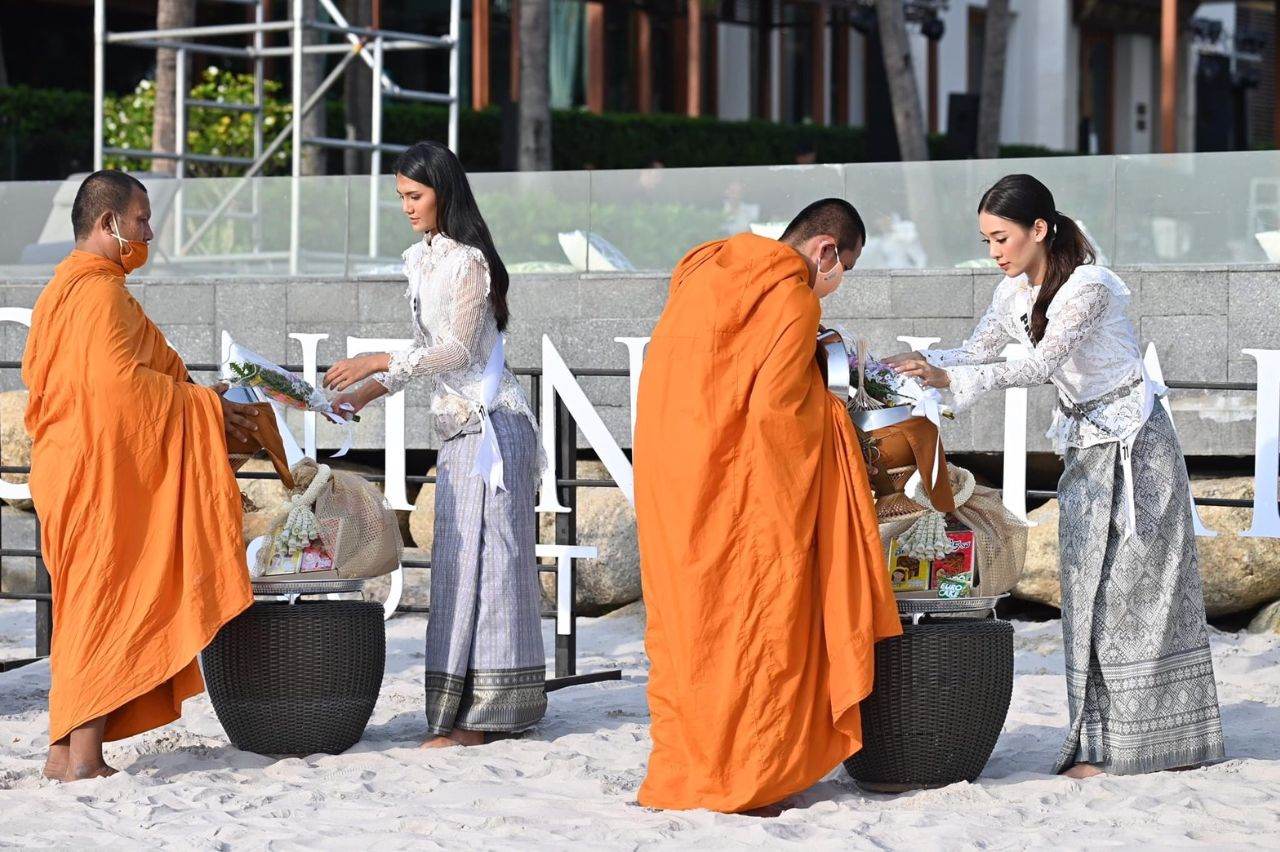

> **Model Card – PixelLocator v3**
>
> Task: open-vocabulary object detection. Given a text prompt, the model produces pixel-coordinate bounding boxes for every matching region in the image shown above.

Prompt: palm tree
[873,0,928,162]
[343,0,373,174]
[518,0,552,171]
[152,0,197,175]
[976,0,1011,160]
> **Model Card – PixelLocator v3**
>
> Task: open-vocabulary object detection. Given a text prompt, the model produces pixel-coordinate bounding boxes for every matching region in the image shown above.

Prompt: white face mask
[814,244,845,297]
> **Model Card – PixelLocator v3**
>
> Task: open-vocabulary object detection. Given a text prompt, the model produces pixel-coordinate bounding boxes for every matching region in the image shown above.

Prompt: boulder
[1011,500,1061,607]
[1193,477,1280,617]
[406,460,641,616]
[0,390,33,511]
[236,458,290,515]
[539,461,641,616]
[407,467,438,551]
[1010,476,1280,617]
[362,547,431,610]
[1248,599,1280,635]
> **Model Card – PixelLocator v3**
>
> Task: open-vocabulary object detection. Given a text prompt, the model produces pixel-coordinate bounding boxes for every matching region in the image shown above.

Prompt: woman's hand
[881,351,928,370]
[330,380,389,420]
[889,355,951,390]
[323,354,390,391]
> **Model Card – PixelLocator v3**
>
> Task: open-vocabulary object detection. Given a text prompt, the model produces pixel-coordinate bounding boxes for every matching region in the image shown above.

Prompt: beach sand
[1,599,1278,849]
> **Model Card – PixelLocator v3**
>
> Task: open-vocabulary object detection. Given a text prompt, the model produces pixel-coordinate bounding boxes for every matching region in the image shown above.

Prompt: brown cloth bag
[866,415,955,512]
[226,402,296,491]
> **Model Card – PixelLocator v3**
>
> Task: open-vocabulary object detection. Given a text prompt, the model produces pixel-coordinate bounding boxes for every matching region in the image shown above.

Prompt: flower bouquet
[222,341,356,424]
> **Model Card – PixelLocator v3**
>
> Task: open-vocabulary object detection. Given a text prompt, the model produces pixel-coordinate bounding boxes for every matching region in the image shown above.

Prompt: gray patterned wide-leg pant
[423,409,547,735]
[1053,405,1225,775]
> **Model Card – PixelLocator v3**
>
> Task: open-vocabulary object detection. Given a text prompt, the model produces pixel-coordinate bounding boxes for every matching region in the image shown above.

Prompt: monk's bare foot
[1062,763,1104,779]
[42,744,70,781]
[47,762,118,782]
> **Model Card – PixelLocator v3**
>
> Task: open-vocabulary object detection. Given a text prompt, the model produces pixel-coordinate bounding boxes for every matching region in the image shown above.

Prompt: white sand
[2,599,1279,850]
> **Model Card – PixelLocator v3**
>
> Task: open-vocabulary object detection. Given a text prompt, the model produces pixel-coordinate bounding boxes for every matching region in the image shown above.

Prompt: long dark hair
[393,141,510,330]
[978,174,1094,344]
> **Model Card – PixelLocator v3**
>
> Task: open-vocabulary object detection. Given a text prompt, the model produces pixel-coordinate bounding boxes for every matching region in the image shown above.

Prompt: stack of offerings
[835,333,1028,599]
[249,458,403,584]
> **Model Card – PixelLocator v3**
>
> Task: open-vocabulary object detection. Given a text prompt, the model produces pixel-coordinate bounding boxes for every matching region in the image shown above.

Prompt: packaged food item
[887,537,929,592]
[937,571,974,599]
[929,527,976,589]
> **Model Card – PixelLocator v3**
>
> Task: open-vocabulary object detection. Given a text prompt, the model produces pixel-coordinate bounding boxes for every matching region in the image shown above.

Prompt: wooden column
[472,0,491,110]
[636,8,654,113]
[586,1,606,113]
[811,2,827,124]
[1160,0,1177,152]
[833,9,849,125]
[757,0,773,119]
[687,0,703,116]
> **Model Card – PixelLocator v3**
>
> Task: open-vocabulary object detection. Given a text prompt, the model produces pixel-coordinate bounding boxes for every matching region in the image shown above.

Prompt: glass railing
[0,150,1276,280]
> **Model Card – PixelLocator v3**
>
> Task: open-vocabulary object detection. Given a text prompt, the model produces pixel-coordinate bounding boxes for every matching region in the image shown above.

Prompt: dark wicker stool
[843,618,1013,791]
[202,599,385,756]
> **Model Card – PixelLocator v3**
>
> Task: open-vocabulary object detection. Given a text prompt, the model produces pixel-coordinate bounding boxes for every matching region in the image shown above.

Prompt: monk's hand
[323,354,389,392]
[892,358,951,390]
[217,391,260,444]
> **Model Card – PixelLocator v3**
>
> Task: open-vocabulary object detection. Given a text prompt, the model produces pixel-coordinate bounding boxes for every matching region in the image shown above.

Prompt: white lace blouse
[372,232,539,445]
[923,264,1163,454]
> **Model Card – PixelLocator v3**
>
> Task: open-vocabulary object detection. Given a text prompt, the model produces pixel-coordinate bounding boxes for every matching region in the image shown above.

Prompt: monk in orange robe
[634,198,902,813]
[22,170,261,781]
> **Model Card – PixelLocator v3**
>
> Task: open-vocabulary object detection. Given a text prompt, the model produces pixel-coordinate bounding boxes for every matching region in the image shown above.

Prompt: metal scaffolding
[92,0,461,274]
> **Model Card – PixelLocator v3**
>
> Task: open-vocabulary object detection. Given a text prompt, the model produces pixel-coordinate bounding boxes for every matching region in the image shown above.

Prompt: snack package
[887,538,929,592]
[929,527,977,589]
[937,571,974,599]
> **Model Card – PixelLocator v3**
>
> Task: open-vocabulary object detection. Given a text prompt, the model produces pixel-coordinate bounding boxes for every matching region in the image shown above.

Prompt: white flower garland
[896,467,977,561]
[275,464,332,556]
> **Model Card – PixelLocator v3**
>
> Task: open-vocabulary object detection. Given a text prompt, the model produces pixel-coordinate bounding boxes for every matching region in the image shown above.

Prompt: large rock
[1248,599,1280,635]
[1194,477,1280,616]
[237,458,291,515]
[1011,476,1280,617]
[407,467,438,550]
[539,461,641,616]
[406,460,640,616]
[0,390,33,511]
[1012,500,1060,607]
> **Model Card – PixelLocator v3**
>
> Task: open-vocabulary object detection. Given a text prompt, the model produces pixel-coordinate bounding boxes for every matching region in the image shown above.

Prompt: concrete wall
[1,264,1274,458]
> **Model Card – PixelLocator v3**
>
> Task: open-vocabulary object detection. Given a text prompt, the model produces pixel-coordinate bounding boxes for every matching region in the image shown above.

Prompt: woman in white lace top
[324,141,546,749]
[886,174,1224,779]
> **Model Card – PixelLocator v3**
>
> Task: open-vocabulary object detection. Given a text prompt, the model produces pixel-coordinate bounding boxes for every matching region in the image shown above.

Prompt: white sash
[442,336,508,496]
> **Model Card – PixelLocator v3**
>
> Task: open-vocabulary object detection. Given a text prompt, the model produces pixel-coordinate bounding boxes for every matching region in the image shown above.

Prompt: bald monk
[22,170,261,781]
[634,198,902,813]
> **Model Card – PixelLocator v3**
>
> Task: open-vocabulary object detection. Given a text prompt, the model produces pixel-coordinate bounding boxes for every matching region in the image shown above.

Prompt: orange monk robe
[634,233,902,813]
[22,250,252,744]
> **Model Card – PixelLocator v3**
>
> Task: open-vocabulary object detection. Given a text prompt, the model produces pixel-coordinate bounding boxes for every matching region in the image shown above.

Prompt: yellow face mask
[110,215,149,273]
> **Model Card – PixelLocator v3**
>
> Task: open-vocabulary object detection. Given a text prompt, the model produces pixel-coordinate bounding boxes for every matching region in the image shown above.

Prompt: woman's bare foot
[447,728,485,747]
[1062,763,1104,779]
[420,728,486,749]
[420,735,460,749]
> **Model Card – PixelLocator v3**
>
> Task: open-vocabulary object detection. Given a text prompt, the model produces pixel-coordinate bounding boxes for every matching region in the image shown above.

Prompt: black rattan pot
[202,600,385,756]
[843,618,1013,791]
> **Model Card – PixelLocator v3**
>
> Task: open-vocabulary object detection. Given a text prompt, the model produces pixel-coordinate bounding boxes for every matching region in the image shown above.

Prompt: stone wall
[2,263,1274,456]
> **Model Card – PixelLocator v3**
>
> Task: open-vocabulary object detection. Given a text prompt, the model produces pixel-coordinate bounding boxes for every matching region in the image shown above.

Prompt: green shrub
[104,67,292,176]
[0,86,95,180]
[1,83,1071,181]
